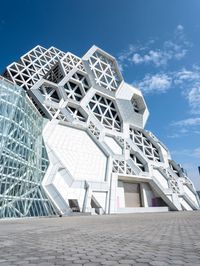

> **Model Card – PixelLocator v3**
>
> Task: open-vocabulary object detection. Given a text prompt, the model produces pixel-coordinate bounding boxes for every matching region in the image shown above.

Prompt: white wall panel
[47,124,108,182]
[183,185,198,205]
[180,197,193,211]
[104,136,122,155]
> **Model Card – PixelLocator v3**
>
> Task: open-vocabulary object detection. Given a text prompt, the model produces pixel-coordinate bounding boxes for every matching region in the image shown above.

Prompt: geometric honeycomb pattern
[67,105,87,122]
[88,50,122,92]
[44,63,64,84]
[130,128,161,162]
[112,160,134,175]
[88,94,121,131]
[39,84,60,103]
[64,81,84,102]
[3,46,65,91]
[115,136,125,148]
[88,121,101,140]
[166,169,180,194]
[130,152,145,172]
[61,52,86,74]
[63,72,90,102]
[1,44,199,216]
[45,105,59,118]
[169,161,181,177]
[0,79,56,218]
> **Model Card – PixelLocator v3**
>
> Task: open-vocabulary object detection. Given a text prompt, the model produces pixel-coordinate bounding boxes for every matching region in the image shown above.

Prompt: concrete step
[64,212,92,217]
[117,207,169,214]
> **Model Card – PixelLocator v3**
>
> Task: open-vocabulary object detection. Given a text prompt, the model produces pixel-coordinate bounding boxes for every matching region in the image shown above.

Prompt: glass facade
[0,78,56,218]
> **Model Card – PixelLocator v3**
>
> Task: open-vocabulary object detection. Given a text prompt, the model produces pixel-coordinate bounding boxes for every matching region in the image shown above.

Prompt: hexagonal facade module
[1,45,199,218]
[82,46,123,93]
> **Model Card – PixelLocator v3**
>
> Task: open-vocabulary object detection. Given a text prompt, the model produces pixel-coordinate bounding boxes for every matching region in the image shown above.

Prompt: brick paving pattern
[0,211,200,265]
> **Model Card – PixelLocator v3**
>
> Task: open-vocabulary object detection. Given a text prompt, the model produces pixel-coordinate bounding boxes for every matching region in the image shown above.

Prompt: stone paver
[0,211,200,265]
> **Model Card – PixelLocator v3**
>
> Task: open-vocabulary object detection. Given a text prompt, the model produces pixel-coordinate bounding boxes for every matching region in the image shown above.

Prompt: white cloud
[171,117,200,127]
[176,24,184,31]
[193,147,200,157]
[173,67,200,114]
[174,68,200,84]
[132,53,144,64]
[167,133,185,139]
[167,127,200,139]
[137,73,172,94]
[187,86,200,114]
[131,50,173,67]
[175,24,185,37]
[136,65,200,115]
[174,49,187,60]
[168,128,188,137]
[118,25,200,125]
[171,149,191,156]
[171,147,200,160]
[118,24,190,68]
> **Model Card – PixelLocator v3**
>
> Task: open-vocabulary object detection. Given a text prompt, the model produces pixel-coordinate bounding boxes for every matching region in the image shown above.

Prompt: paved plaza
[0,211,200,266]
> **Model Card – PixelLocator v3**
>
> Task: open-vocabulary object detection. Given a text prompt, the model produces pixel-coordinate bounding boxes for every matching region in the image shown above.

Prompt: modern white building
[1,45,199,218]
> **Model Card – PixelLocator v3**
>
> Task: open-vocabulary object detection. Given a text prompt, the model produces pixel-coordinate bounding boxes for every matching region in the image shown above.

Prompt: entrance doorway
[123,182,141,207]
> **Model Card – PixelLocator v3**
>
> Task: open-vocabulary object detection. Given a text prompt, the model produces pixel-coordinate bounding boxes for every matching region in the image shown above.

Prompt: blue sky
[0,0,200,188]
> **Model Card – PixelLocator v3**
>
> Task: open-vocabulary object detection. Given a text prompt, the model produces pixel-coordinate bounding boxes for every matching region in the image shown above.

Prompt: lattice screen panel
[88,50,122,91]
[130,128,161,162]
[88,94,121,131]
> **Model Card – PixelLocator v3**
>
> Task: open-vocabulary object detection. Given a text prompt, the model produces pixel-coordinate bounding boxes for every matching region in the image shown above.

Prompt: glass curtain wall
[0,78,56,218]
